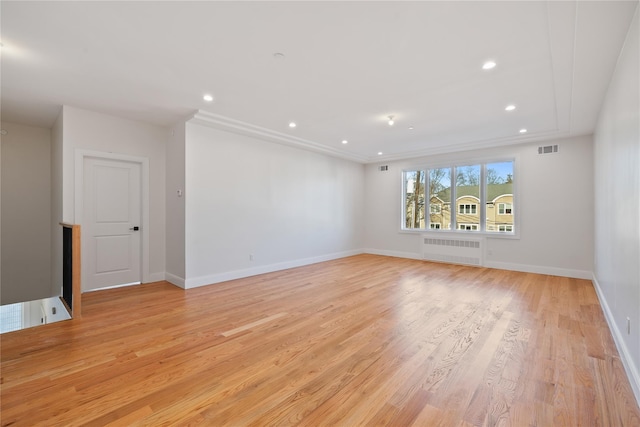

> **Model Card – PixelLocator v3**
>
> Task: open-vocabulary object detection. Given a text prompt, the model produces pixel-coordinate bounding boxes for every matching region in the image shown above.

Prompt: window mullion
[451,166,456,230]
[480,163,486,232]
[424,169,430,231]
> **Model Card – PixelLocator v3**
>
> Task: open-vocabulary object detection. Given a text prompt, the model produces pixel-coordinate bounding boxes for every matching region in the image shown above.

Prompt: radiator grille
[423,237,483,266]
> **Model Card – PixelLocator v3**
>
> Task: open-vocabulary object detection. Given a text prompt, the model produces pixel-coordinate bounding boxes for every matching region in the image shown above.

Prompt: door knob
[129,226,140,231]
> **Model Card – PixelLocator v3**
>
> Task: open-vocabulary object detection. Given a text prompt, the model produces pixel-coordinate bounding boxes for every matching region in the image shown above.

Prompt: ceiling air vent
[379,165,389,172]
[538,144,558,154]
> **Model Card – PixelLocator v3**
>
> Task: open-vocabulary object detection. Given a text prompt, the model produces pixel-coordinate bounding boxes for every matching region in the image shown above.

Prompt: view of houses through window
[404,161,514,233]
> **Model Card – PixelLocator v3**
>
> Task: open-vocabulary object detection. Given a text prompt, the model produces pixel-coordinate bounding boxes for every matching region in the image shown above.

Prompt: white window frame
[458,203,477,215]
[458,223,478,231]
[498,202,513,215]
[430,223,441,229]
[430,204,441,214]
[498,225,513,232]
[400,156,518,239]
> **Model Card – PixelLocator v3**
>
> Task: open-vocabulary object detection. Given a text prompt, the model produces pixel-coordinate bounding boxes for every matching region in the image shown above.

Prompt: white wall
[165,121,186,286]
[182,122,364,288]
[1,122,52,304]
[593,8,639,403]
[61,106,167,283]
[363,134,594,279]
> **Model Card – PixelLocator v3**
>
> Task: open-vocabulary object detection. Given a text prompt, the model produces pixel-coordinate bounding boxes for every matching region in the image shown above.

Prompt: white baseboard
[592,274,640,406]
[184,249,363,289]
[146,272,166,283]
[362,248,422,260]
[363,250,591,280]
[484,260,592,279]
[165,273,186,289]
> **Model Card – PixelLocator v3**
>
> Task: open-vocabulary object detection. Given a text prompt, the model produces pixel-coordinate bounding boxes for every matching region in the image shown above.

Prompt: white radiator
[423,236,483,266]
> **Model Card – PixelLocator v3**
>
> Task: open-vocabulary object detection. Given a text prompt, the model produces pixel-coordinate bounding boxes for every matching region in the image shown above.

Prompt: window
[458,224,478,231]
[402,160,514,234]
[456,165,480,231]
[404,170,425,229]
[458,204,477,215]
[498,203,513,215]
[428,168,451,230]
[486,161,514,233]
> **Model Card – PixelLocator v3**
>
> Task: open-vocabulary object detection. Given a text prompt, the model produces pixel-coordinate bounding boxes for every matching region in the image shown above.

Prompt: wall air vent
[538,144,558,154]
[379,165,389,172]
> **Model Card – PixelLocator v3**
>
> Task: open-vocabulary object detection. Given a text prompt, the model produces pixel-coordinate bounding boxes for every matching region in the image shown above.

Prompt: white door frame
[74,149,151,287]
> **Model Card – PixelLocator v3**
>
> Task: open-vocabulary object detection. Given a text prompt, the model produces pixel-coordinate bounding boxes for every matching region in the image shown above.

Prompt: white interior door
[83,157,141,292]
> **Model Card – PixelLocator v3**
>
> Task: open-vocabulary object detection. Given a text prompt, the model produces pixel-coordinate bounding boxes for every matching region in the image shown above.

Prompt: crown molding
[188,110,369,164]
[370,129,574,163]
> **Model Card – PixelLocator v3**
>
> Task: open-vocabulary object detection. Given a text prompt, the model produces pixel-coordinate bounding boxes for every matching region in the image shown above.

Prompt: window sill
[399,228,520,240]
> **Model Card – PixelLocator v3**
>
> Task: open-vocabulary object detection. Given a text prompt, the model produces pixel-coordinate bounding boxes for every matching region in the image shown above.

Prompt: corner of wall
[592,274,640,405]
[51,109,64,297]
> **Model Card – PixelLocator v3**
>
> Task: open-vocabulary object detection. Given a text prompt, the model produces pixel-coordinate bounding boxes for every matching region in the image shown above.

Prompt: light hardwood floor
[2,255,639,426]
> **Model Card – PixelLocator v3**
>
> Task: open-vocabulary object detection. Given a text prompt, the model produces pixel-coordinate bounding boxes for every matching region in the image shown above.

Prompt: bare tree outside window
[404,170,425,228]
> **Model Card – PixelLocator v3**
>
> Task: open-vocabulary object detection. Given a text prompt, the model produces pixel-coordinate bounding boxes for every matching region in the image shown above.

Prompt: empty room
[1,1,639,426]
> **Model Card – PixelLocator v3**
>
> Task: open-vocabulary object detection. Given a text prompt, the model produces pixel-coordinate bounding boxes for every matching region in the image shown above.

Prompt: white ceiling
[1,1,637,163]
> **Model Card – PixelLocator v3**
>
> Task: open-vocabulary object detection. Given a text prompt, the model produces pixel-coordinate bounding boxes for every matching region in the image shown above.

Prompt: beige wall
[1,122,52,304]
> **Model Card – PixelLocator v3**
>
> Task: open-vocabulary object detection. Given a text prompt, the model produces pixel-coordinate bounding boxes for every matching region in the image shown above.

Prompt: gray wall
[61,106,168,285]
[1,122,52,304]
[593,8,640,402]
[363,134,594,279]
[180,122,365,288]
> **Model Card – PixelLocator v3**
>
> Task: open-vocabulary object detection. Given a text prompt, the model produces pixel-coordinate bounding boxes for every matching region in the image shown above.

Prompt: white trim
[363,248,422,260]
[184,250,363,289]
[592,274,640,406]
[372,129,571,163]
[74,150,151,287]
[484,260,592,279]
[82,281,141,293]
[189,110,368,163]
[363,251,592,279]
[402,229,519,240]
[165,273,186,289]
[401,158,518,238]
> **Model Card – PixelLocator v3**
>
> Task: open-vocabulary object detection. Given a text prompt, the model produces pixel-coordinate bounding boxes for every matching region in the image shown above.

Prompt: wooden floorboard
[1,254,639,426]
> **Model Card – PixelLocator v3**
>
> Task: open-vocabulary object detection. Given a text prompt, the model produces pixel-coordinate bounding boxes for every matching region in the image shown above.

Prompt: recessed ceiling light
[378,152,383,155]
[387,115,395,126]
[342,140,348,144]
[505,105,516,111]
[519,128,528,133]
[482,60,497,70]
[408,126,414,130]
[203,94,214,102]
[288,122,297,128]
[273,52,285,60]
